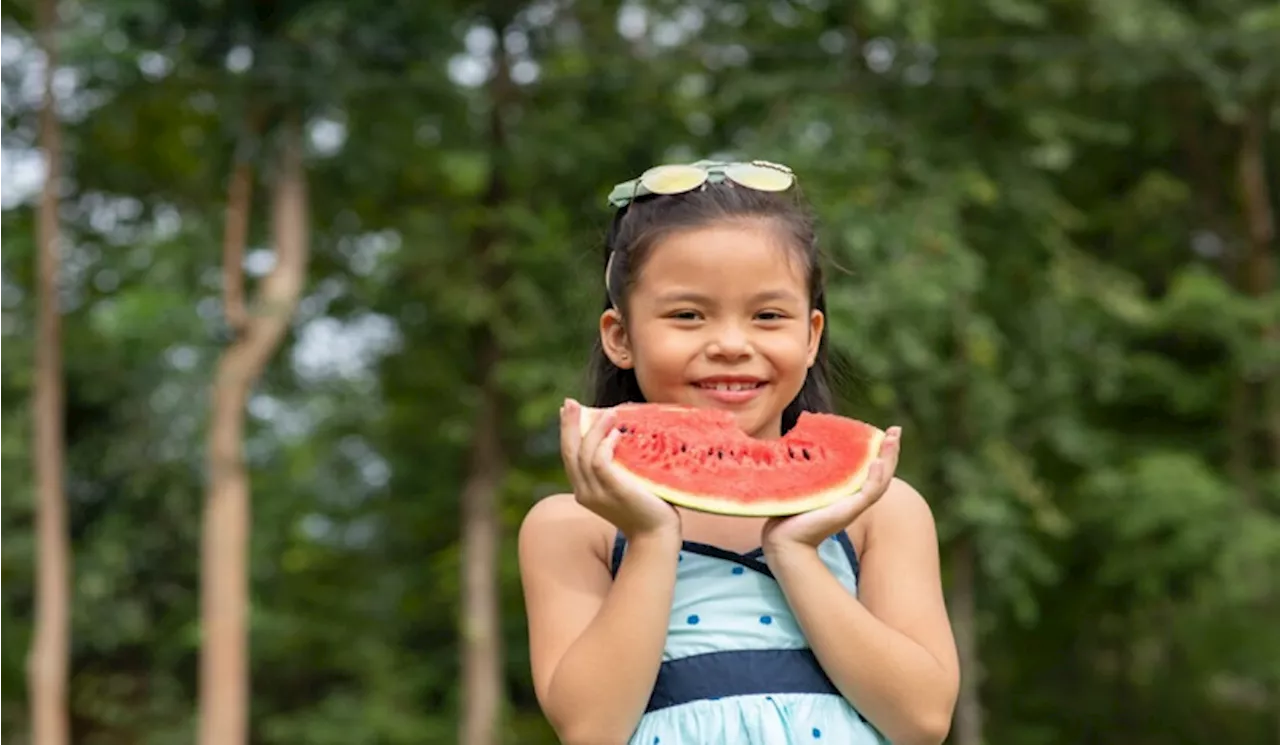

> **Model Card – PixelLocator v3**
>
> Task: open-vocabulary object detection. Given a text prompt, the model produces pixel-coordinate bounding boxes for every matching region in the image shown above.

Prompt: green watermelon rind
[576,404,885,517]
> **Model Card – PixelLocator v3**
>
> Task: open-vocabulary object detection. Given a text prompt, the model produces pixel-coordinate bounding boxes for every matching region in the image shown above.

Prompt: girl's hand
[760,426,902,555]
[560,399,682,541]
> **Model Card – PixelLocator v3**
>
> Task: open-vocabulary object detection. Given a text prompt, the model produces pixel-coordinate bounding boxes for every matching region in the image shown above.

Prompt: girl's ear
[600,308,634,369]
[806,309,825,368]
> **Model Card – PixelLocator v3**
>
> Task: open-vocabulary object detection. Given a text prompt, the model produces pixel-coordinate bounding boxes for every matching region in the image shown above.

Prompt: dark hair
[586,181,835,433]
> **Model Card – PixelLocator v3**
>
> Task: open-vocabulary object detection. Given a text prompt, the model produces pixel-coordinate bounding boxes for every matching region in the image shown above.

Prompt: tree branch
[221,114,260,336]
[199,119,310,745]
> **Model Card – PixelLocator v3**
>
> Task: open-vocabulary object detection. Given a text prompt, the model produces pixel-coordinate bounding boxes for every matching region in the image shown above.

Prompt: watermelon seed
[716,450,724,459]
[802,448,811,460]
[618,425,629,433]
[680,445,687,453]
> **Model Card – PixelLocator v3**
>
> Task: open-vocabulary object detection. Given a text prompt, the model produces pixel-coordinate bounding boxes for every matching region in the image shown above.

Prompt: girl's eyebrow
[749,290,802,304]
[654,290,714,304]
[653,289,801,304]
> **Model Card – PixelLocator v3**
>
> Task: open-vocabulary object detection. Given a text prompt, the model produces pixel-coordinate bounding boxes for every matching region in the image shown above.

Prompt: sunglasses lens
[640,164,709,195]
[724,163,794,192]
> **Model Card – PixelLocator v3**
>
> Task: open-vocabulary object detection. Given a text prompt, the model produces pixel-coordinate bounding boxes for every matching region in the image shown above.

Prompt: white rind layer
[576,405,886,517]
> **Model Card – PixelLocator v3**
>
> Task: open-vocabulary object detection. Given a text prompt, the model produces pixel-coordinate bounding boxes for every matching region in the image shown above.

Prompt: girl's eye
[670,310,701,321]
[756,311,787,321]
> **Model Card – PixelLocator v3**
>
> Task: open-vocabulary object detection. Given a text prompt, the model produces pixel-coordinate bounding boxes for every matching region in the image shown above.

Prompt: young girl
[519,160,959,745]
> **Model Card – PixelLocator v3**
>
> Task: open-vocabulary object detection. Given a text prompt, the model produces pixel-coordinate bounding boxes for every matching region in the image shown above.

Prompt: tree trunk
[1235,102,1279,745]
[459,334,505,745]
[199,122,310,745]
[949,537,984,745]
[28,0,70,741]
[946,297,985,745]
[1236,105,1276,460]
[458,26,514,745]
[1177,94,1261,502]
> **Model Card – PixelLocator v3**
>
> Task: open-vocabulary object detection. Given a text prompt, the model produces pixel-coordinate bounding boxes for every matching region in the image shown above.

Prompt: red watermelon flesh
[577,403,885,517]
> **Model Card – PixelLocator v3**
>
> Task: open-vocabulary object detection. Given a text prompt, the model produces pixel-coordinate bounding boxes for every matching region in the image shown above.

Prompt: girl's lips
[693,377,767,389]
[691,380,767,405]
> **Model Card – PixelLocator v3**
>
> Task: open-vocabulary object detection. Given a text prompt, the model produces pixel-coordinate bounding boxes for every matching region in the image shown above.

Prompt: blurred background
[2,1,1278,744]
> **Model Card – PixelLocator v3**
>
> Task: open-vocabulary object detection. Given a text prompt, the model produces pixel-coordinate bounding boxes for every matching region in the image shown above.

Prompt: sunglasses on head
[602,159,798,303]
[606,159,796,209]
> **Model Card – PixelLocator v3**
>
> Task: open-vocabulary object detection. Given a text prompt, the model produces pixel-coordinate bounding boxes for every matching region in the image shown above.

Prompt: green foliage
[2,1,1277,743]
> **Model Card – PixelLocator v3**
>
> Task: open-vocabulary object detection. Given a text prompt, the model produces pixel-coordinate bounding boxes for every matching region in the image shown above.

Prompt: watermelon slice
[577,403,885,517]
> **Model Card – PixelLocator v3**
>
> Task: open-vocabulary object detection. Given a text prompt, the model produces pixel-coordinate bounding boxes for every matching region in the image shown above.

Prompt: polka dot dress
[609,532,889,745]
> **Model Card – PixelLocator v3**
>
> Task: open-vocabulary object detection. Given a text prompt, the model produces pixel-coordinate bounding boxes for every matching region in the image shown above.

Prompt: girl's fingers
[592,428,620,470]
[839,444,896,523]
[587,424,628,499]
[867,427,900,492]
[592,430,637,498]
[560,400,587,489]
[577,408,616,497]
[577,407,613,465]
[864,459,887,499]
[883,426,902,459]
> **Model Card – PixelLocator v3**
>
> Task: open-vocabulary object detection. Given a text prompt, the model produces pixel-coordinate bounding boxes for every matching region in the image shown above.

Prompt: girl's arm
[518,493,681,745]
[767,479,960,745]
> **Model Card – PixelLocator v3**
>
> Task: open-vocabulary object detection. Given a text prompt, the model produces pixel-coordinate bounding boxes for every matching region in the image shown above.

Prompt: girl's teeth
[702,383,757,391]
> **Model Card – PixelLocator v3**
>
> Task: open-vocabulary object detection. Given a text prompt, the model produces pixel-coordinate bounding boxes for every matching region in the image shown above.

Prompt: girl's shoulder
[517,492,616,570]
[852,477,937,552]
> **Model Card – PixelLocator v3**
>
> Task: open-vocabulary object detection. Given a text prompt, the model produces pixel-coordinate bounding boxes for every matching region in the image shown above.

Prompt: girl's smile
[690,375,769,405]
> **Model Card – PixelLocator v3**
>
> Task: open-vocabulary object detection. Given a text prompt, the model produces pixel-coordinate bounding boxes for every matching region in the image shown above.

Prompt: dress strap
[833,529,861,583]
[613,528,858,582]
[610,529,627,578]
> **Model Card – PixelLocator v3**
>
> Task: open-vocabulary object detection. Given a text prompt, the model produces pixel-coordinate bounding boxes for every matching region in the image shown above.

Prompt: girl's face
[600,220,824,440]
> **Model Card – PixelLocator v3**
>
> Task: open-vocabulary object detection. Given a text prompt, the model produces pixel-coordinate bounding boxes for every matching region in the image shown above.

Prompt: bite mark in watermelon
[577,403,885,517]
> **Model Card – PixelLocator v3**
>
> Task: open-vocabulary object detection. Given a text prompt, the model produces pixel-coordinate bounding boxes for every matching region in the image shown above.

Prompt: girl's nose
[706,326,753,360]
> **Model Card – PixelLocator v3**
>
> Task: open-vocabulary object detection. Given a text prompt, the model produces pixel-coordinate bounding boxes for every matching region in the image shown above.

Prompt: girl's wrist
[624,523,682,551]
[761,537,819,565]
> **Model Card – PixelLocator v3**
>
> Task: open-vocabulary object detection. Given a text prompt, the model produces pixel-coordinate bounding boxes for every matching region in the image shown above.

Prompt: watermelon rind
[574,404,885,517]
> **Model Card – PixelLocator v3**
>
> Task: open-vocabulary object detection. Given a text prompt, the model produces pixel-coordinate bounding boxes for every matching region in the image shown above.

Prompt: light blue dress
[610,530,890,745]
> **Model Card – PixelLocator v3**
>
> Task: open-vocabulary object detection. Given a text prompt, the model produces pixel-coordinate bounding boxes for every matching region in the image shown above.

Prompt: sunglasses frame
[606,159,796,209]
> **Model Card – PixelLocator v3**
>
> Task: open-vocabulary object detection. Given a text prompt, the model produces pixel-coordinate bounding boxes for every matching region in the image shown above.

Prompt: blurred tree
[1,2,1277,744]
[201,120,310,745]
[27,0,70,742]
